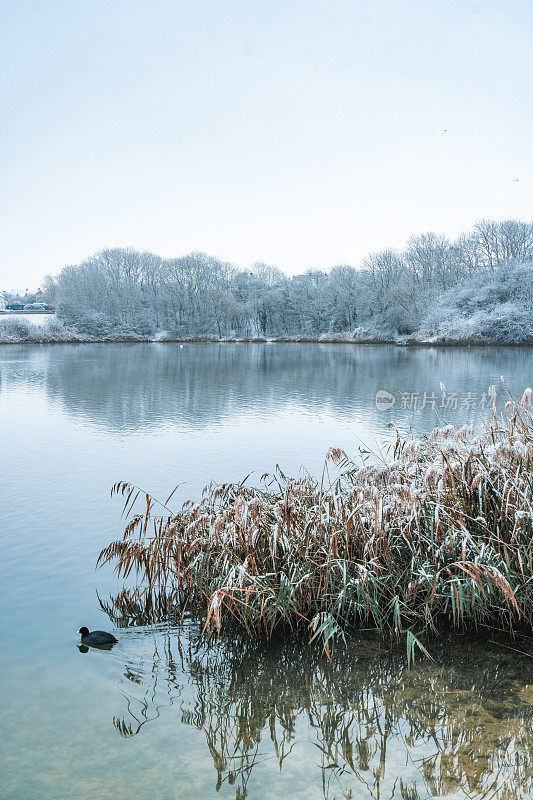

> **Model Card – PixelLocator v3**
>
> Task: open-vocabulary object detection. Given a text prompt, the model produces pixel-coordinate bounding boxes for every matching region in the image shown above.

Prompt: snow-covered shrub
[0,316,88,343]
[422,261,533,343]
[318,331,354,342]
[46,220,533,342]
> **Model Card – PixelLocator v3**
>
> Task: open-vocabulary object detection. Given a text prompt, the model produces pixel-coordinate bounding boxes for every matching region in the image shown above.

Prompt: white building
[0,293,6,312]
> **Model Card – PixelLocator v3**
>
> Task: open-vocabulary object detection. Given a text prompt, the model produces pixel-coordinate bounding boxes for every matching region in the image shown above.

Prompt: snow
[7,218,533,344]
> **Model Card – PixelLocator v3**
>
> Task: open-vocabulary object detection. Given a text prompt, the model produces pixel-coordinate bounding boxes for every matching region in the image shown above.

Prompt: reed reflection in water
[94,598,533,800]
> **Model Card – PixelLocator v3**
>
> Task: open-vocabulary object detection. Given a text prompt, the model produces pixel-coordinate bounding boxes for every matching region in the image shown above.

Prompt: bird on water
[77,627,117,646]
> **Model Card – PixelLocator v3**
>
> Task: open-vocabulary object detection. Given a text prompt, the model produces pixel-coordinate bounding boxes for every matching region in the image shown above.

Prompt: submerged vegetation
[93,613,533,800]
[99,388,533,652]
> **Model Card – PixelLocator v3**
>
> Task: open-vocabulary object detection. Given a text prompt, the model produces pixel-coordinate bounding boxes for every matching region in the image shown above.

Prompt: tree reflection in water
[98,593,533,800]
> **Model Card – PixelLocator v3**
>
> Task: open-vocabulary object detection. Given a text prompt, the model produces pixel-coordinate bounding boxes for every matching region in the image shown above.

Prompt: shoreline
[1,334,532,347]
[1,317,532,347]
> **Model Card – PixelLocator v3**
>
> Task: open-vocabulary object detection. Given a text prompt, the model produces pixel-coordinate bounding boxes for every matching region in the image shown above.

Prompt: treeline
[47,218,533,342]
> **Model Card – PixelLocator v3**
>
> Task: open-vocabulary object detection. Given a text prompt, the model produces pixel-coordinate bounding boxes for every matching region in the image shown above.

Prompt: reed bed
[98,388,533,652]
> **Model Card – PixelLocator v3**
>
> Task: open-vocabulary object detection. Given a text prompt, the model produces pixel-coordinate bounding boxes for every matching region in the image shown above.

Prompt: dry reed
[98,388,533,652]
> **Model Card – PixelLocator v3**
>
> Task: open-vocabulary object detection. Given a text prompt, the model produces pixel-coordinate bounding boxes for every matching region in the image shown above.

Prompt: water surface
[1,343,532,799]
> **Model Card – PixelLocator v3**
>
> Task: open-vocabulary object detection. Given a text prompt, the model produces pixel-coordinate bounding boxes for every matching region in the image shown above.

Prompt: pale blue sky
[1,0,532,287]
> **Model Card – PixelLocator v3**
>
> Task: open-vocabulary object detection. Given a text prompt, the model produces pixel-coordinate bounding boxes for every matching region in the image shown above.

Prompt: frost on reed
[98,391,533,651]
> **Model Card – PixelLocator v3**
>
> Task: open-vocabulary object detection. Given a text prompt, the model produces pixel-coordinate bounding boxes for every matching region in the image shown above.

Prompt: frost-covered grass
[0,316,154,343]
[99,388,533,652]
[0,318,394,345]
[0,316,90,343]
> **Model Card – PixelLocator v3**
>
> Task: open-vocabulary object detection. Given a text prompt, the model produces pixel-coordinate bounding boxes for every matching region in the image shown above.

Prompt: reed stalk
[98,388,533,650]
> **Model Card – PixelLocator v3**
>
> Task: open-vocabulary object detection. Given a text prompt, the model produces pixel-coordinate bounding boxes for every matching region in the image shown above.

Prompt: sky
[1,0,533,288]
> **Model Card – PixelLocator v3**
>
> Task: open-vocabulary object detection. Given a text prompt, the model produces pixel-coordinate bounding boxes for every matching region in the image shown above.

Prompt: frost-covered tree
[50,217,533,341]
[473,219,533,269]
[422,261,533,343]
[405,232,452,289]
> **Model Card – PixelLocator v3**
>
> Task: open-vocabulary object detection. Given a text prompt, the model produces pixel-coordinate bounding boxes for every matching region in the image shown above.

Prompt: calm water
[1,343,532,800]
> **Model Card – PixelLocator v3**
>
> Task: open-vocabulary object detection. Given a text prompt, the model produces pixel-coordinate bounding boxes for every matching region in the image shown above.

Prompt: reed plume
[98,389,533,651]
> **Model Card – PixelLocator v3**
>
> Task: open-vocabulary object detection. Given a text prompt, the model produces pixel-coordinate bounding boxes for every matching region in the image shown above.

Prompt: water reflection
[2,343,533,433]
[2,344,532,799]
[96,597,533,800]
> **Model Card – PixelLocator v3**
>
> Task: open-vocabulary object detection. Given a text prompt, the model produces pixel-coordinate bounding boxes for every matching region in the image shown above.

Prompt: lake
[1,343,532,800]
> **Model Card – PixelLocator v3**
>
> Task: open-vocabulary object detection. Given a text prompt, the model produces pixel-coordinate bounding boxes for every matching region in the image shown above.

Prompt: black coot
[77,626,117,646]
